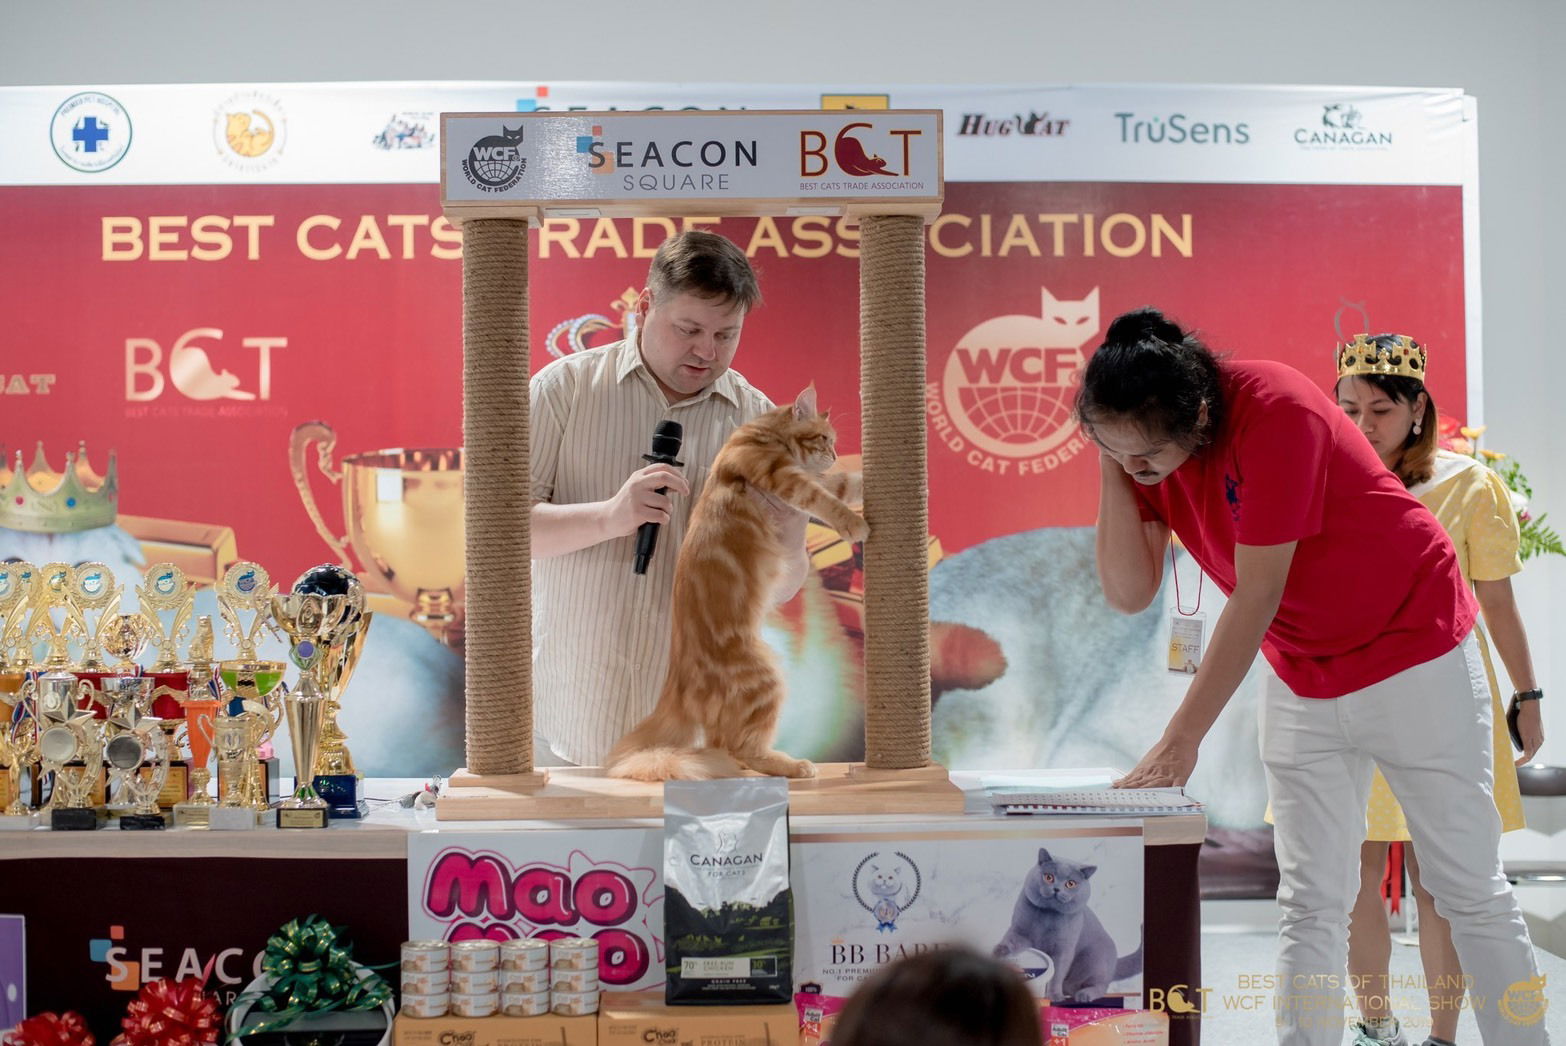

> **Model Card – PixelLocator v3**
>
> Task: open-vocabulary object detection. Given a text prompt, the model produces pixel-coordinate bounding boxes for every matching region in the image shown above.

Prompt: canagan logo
[1115,111,1250,145]
[125,327,287,402]
[852,851,921,932]
[928,287,1097,478]
[213,91,286,171]
[800,122,924,178]
[1293,103,1393,150]
[461,125,527,192]
[957,111,1069,138]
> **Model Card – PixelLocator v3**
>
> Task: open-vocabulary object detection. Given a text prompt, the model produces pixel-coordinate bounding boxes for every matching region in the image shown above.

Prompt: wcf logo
[799,122,924,178]
[125,327,286,401]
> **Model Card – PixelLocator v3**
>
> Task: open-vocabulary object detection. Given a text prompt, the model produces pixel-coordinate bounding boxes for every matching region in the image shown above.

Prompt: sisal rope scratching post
[858,214,931,770]
[462,218,533,776]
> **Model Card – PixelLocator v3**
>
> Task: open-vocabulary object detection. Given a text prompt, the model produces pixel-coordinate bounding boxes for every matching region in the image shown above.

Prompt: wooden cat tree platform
[436,109,960,819]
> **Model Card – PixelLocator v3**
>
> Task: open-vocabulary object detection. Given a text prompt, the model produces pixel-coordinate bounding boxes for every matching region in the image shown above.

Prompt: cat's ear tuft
[792,384,818,419]
[1037,847,1052,866]
[1079,864,1097,880]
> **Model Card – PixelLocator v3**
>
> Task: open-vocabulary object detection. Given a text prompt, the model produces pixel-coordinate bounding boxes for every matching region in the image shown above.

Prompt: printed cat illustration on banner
[994,847,1143,1003]
[606,385,867,781]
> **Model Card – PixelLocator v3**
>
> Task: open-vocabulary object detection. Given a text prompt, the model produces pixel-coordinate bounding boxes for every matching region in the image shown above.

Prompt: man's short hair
[646,230,761,312]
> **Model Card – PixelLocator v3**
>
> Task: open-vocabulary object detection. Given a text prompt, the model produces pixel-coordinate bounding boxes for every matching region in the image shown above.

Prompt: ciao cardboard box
[598,992,796,1046]
[393,1013,597,1046]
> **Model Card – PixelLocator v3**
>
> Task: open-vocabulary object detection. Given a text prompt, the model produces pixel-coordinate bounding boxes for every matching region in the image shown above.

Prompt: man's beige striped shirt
[531,338,773,765]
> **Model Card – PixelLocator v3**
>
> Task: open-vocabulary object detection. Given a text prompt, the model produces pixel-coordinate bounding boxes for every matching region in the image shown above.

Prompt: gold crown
[1336,334,1427,382]
[0,442,119,534]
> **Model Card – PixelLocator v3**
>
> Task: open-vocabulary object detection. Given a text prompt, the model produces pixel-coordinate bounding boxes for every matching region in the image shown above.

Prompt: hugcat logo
[852,851,921,932]
[1114,111,1250,145]
[1293,104,1393,150]
[90,924,262,997]
[957,111,1069,138]
[928,287,1097,478]
[124,327,287,404]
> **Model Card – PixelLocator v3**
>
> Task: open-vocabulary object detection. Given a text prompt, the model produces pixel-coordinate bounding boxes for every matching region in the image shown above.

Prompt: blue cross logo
[73,116,110,152]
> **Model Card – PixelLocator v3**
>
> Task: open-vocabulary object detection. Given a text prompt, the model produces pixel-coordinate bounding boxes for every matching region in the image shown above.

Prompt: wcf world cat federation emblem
[462,125,527,192]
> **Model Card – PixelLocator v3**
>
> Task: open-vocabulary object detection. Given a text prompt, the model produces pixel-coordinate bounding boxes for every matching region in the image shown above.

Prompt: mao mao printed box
[394,1013,596,1046]
[598,992,796,1046]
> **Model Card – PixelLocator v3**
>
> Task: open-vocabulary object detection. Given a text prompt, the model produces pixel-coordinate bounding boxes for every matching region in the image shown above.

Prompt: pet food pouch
[664,777,793,1004]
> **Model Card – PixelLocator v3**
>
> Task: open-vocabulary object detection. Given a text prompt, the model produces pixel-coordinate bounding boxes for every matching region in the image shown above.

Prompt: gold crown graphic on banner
[0,442,119,534]
[1336,333,1428,382]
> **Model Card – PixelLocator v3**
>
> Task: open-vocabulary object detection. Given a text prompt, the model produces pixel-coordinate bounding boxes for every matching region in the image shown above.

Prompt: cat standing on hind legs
[606,385,868,782]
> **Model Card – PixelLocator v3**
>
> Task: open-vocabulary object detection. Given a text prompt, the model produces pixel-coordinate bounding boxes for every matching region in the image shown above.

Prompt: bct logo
[125,327,286,401]
[800,122,923,178]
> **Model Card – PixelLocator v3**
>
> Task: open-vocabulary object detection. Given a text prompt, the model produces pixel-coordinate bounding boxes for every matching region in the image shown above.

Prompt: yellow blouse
[1364,450,1526,839]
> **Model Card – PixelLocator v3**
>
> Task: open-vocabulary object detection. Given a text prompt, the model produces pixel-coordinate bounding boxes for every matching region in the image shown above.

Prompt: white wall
[3,0,1562,766]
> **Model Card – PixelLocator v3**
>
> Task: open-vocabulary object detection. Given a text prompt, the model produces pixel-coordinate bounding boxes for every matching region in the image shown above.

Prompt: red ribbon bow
[3,1012,95,1046]
[110,978,222,1046]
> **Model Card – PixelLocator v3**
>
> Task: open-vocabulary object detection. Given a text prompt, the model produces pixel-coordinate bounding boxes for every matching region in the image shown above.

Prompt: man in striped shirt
[530,231,810,765]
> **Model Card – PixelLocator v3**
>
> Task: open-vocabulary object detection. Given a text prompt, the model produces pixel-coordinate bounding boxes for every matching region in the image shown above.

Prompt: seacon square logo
[461,125,527,192]
[1115,111,1250,145]
[1294,103,1393,150]
[957,110,1069,138]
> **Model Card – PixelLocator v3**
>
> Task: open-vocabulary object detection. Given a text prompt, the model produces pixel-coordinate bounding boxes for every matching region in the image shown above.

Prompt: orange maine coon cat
[605,386,868,781]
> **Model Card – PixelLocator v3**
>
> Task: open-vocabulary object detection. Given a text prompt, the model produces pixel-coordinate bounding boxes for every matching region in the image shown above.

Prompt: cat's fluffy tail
[605,745,744,782]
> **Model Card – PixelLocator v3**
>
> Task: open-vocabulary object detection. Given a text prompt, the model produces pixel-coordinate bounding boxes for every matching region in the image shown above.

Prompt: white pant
[1260,633,1549,1045]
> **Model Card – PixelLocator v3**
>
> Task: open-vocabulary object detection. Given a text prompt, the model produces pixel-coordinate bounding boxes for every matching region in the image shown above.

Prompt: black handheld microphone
[633,420,684,575]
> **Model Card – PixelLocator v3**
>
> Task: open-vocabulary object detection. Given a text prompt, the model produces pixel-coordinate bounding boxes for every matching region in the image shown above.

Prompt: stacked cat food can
[499,938,552,1016]
[549,937,600,1016]
[399,940,451,1017]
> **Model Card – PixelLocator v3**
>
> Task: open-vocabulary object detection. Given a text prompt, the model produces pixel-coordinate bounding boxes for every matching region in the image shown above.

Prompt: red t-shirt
[1133,360,1476,697]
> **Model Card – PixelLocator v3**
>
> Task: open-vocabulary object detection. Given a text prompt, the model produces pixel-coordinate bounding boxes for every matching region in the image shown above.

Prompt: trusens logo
[213,91,286,171]
[1293,103,1393,150]
[1114,111,1250,145]
[372,111,435,150]
[929,287,1097,478]
[461,125,527,192]
[50,92,132,173]
[852,851,921,932]
[956,111,1069,138]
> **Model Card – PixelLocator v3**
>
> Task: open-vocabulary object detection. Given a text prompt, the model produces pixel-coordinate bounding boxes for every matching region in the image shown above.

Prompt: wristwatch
[1506,688,1543,751]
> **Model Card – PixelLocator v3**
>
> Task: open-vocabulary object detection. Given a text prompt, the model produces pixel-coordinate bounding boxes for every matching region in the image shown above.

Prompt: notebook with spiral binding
[984,782,1202,816]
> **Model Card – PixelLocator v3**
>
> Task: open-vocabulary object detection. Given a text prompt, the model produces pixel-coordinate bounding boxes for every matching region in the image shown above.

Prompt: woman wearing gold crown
[1334,333,1544,1046]
[1077,309,1548,1046]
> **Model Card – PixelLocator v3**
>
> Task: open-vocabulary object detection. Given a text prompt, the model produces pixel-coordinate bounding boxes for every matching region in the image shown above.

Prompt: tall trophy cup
[0,682,41,829]
[40,713,104,830]
[291,421,465,646]
[285,564,371,818]
[173,690,221,828]
[269,584,360,830]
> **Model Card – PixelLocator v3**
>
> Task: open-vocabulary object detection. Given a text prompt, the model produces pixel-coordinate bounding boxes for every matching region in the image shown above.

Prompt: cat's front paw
[1073,989,1101,1004]
[787,758,818,779]
[839,515,869,544]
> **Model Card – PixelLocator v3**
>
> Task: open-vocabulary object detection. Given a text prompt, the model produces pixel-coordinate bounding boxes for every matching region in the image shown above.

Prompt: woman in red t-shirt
[1075,308,1546,1046]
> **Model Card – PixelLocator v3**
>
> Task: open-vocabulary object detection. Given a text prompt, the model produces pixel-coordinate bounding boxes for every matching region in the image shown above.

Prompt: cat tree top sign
[439,110,944,221]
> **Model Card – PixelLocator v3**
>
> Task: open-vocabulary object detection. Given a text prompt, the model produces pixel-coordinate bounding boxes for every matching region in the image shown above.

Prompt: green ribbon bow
[228,915,393,1042]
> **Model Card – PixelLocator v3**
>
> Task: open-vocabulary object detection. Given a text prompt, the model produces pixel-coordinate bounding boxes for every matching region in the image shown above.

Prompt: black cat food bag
[664,777,793,1005]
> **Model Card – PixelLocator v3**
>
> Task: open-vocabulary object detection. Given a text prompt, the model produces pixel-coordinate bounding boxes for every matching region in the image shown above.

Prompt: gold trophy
[0,561,36,712]
[40,712,104,830]
[269,585,361,830]
[137,562,195,673]
[174,616,222,827]
[209,710,266,831]
[218,561,277,661]
[0,681,41,829]
[70,562,121,673]
[27,561,86,671]
[104,720,171,830]
[291,420,465,645]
